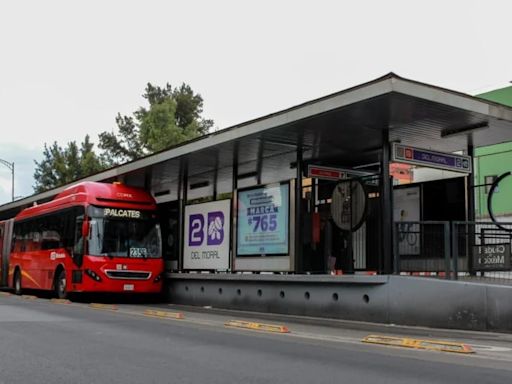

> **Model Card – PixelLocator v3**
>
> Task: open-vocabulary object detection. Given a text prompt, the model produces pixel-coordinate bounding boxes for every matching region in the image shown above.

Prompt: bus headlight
[85,269,102,282]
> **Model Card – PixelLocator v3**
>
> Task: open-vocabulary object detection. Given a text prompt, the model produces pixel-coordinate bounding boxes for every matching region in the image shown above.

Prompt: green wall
[474,85,512,218]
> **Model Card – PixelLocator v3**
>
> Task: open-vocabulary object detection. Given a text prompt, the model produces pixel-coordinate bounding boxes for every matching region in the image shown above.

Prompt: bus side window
[20,223,27,252]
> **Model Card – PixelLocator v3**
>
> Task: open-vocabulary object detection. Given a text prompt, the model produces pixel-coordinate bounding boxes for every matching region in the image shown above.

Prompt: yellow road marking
[21,295,37,300]
[225,320,290,333]
[362,334,474,354]
[89,303,118,311]
[50,298,71,304]
[143,309,184,320]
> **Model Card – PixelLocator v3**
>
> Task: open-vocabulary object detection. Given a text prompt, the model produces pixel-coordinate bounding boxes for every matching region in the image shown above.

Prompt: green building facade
[474,85,512,219]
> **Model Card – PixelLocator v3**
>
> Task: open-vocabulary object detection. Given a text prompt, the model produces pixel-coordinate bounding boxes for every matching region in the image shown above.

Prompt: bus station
[3,73,512,332]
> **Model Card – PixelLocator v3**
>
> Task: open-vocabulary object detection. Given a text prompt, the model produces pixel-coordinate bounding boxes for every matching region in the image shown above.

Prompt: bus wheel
[55,270,67,299]
[13,270,22,296]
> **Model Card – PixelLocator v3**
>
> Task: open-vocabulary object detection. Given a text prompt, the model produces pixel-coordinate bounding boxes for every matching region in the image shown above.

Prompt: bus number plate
[123,284,134,291]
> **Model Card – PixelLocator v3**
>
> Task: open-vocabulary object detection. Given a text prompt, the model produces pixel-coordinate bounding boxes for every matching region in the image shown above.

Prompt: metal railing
[394,221,451,278]
[394,221,512,283]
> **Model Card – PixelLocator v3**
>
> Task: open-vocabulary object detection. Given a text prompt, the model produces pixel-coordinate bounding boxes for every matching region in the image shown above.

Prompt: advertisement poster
[393,186,420,256]
[183,200,231,270]
[237,183,289,256]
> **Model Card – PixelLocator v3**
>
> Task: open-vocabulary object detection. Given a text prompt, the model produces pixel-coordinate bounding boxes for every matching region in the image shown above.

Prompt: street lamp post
[0,159,14,202]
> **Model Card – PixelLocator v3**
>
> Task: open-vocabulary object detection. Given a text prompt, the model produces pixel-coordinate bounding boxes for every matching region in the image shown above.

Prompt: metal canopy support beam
[231,142,239,272]
[467,144,475,275]
[213,150,219,200]
[381,130,393,274]
[295,140,303,273]
[178,157,188,271]
[256,138,264,185]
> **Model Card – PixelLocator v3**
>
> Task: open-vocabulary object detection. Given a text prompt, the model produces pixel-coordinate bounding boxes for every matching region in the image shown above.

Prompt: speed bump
[362,335,474,354]
[225,320,290,333]
[89,303,118,311]
[143,309,184,320]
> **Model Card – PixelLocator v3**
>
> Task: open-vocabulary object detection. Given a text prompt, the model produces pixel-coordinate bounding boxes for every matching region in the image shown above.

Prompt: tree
[33,135,106,193]
[99,83,213,165]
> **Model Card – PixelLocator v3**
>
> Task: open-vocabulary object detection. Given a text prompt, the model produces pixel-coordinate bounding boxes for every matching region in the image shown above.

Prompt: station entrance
[300,172,383,274]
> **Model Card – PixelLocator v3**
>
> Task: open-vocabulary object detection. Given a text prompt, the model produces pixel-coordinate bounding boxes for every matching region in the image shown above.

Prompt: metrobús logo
[50,251,66,260]
[103,208,141,218]
[189,211,225,246]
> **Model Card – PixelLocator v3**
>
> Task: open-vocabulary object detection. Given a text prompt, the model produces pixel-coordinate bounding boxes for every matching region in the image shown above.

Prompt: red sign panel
[307,166,347,180]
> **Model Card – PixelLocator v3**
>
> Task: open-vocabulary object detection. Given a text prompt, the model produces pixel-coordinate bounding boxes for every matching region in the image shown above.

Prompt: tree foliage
[32,82,212,192]
[99,83,213,165]
[33,135,106,193]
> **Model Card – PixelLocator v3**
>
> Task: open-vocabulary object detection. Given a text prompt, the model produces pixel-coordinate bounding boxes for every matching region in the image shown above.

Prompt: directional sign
[307,165,373,181]
[307,165,347,180]
[392,143,472,173]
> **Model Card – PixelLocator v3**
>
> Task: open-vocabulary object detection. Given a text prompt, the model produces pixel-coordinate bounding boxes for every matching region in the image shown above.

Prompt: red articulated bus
[0,181,163,298]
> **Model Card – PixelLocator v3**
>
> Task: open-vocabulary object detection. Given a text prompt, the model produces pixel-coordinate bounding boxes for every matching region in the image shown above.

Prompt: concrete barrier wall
[167,274,512,333]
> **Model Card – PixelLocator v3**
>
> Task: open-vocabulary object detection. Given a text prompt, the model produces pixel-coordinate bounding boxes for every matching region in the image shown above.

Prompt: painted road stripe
[225,320,290,333]
[0,292,12,297]
[89,303,118,311]
[362,335,474,354]
[143,309,184,320]
[21,295,37,300]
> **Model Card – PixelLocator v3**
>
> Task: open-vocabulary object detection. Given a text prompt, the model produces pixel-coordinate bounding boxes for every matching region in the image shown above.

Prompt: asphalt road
[0,292,511,384]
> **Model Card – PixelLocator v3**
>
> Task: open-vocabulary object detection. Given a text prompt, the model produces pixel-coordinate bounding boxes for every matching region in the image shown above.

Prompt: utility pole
[0,159,14,202]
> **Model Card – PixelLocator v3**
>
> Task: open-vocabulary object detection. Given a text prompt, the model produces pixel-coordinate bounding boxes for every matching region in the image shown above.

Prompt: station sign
[307,165,373,181]
[307,165,348,180]
[473,243,511,271]
[392,143,472,174]
[183,199,231,270]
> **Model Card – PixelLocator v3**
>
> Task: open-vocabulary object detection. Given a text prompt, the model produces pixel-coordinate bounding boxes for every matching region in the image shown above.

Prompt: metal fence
[394,221,512,283]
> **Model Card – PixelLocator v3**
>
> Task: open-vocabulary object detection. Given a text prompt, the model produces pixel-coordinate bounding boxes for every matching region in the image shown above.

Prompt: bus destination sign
[392,143,472,174]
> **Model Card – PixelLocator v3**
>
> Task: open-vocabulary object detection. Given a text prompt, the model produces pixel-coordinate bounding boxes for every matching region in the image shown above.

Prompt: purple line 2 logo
[189,211,225,247]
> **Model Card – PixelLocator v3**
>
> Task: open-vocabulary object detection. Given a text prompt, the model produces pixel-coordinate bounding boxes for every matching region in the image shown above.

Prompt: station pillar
[380,130,393,274]
[467,143,475,274]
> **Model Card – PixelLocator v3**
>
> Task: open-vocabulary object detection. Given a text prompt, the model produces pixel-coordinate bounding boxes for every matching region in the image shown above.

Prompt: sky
[0,0,511,205]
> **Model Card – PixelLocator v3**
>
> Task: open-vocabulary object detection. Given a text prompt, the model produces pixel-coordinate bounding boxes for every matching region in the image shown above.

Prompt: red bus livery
[1,182,163,298]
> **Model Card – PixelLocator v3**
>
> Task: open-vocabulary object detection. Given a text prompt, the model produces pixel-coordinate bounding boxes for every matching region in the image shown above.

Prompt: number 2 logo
[189,214,204,246]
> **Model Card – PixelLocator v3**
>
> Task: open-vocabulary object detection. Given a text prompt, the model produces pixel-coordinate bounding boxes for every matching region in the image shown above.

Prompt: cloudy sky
[0,0,511,205]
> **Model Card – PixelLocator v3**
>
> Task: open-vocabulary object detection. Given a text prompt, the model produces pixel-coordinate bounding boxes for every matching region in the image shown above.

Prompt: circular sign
[330,180,367,231]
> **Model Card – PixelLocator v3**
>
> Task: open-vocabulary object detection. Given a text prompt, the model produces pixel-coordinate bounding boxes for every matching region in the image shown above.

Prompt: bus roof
[15,182,156,220]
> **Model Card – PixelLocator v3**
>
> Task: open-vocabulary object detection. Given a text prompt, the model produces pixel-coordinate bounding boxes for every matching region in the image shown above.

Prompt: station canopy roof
[3,72,512,216]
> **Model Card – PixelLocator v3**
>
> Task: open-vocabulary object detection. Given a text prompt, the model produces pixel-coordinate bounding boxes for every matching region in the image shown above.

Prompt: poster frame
[235,181,291,257]
[182,198,232,271]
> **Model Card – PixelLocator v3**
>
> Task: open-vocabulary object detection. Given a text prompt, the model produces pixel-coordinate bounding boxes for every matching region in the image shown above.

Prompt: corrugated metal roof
[3,72,512,217]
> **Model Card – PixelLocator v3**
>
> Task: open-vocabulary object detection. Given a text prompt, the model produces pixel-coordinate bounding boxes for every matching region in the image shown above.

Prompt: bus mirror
[82,220,90,238]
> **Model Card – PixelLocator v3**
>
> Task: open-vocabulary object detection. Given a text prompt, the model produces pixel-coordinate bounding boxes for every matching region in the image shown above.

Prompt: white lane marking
[471,344,512,352]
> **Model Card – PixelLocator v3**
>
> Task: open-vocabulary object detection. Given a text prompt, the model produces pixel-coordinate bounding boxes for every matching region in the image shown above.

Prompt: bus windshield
[87,206,162,258]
